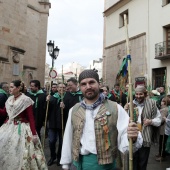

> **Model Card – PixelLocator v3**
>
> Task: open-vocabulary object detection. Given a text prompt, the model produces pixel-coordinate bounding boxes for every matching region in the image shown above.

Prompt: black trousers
[133,146,150,170]
[159,134,168,157]
[48,128,62,160]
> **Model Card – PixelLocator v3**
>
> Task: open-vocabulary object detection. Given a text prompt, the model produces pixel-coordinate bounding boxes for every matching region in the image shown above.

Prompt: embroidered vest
[71,100,120,165]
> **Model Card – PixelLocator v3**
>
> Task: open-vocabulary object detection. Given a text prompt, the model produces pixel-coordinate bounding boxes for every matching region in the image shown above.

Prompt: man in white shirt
[60,69,143,170]
[132,85,161,170]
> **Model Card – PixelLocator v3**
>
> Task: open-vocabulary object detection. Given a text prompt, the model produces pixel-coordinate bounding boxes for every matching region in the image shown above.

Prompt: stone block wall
[0,0,50,87]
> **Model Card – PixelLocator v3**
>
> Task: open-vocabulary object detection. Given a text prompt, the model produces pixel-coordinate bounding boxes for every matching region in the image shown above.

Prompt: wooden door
[153,68,166,89]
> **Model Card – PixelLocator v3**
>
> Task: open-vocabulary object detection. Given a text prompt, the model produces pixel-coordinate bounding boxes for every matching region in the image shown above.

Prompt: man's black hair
[67,77,78,85]
[52,83,58,86]
[30,80,41,89]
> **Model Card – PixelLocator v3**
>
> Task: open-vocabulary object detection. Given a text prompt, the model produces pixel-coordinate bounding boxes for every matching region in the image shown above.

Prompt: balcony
[155,41,170,60]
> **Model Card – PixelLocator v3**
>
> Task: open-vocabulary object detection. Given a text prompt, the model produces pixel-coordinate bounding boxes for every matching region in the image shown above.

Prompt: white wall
[148,0,170,84]
[105,0,148,47]
[104,0,170,85]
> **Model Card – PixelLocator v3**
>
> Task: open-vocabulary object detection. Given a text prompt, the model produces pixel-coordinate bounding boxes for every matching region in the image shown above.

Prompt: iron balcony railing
[155,41,170,58]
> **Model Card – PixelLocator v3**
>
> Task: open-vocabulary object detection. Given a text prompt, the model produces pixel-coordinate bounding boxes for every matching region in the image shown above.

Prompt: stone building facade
[103,33,146,89]
[103,0,170,89]
[0,0,50,87]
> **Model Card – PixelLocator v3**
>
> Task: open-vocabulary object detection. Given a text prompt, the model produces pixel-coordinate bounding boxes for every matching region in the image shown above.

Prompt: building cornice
[0,56,9,63]
[27,4,50,15]
[39,1,51,8]
[105,32,146,49]
[10,46,25,54]
[103,0,132,17]
[23,65,37,70]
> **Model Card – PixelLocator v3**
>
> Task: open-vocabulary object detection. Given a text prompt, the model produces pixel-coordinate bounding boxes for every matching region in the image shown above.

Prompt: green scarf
[0,88,7,95]
[71,91,82,102]
[53,92,66,103]
[71,91,82,96]
[113,90,120,96]
[107,93,112,99]
[151,96,159,101]
[29,89,44,108]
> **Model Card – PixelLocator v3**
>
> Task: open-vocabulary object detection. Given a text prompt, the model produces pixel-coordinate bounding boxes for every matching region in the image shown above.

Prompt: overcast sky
[46,0,104,72]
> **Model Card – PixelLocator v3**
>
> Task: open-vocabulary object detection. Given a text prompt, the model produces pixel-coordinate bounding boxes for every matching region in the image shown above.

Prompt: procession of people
[0,69,170,170]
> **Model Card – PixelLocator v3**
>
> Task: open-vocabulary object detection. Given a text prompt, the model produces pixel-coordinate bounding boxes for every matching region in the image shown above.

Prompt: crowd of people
[101,83,170,166]
[100,82,170,169]
[0,69,170,170]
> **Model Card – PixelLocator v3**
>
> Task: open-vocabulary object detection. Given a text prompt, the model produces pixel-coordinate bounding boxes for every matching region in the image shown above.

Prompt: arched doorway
[27,72,33,86]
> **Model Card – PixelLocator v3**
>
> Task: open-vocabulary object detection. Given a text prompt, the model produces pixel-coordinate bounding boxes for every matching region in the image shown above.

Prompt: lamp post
[43,41,60,149]
[47,40,60,69]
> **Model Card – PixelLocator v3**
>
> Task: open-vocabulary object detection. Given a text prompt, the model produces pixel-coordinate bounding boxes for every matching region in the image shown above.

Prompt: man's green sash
[29,89,44,108]
[73,154,116,170]
[53,92,66,103]
[0,88,7,95]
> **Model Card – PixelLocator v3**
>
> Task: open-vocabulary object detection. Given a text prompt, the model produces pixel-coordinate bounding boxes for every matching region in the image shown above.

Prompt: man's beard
[136,97,144,103]
[83,89,99,100]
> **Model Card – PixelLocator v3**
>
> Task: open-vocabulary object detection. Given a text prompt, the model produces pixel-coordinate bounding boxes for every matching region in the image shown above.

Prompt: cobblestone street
[147,144,170,170]
[44,138,62,170]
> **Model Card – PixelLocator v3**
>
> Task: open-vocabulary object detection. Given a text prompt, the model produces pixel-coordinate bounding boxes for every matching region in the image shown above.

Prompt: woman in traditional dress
[0,80,47,170]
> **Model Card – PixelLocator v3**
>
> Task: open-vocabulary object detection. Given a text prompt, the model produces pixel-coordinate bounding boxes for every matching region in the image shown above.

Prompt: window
[152,67,166,89]
[162,0,170,6]
[119,9,128,28]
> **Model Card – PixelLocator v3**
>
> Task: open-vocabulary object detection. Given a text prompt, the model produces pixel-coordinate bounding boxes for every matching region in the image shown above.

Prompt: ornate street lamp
[47,40,60,68]
[43,41,60,149]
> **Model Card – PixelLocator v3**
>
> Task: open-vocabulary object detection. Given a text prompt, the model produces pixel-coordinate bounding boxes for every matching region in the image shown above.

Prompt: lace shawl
[5,94,34,120]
